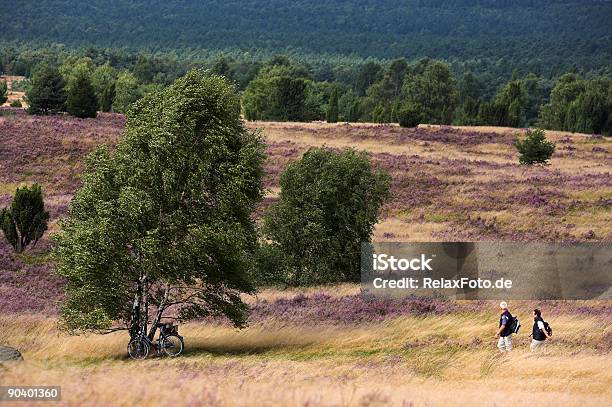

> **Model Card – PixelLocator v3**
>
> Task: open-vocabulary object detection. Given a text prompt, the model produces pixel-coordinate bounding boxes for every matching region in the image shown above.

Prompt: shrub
[264,147,390,285]
[398,102,422,127]
[0,184,50,253]
[10,99,22,108]
[514,128,555,165]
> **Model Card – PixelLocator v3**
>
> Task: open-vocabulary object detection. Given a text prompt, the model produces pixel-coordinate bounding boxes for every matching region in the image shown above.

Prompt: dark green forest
[1,0,611,80]
[1,1,611,134]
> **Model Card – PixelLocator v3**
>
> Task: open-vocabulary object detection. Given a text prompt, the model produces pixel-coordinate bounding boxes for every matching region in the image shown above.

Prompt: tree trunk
[148,286,169,340]
[129,274,142,335]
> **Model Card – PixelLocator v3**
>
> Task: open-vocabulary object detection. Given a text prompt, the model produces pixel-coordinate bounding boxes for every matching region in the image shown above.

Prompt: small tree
[112,71,140,113]
[401,60,457,125]
[26,65,67,115]
[326,87,339,123]
[0,184,49,253]
[91,63,117,112]
[66,73,98,118]
[0,80,7,105]
[264,148,390,285]
[242,65,308,121]
[54,70,265,335]
[514,128,555,165]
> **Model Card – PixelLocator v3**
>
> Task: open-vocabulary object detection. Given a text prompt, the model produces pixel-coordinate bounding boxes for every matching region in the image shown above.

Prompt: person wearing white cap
[495,301,513,351]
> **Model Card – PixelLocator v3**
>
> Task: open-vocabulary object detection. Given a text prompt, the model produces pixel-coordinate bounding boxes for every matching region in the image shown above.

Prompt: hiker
[530,308,551,350]
[496,301,513,352]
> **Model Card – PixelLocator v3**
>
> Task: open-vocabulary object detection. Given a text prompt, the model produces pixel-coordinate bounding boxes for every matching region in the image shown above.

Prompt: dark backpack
[543,321,552,336]
[509,315,521,334]
[502,311,520,335]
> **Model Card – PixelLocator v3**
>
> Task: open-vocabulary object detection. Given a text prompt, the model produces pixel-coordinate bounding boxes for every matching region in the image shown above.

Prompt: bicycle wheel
[161,335,184,357]
[127,337,150,360]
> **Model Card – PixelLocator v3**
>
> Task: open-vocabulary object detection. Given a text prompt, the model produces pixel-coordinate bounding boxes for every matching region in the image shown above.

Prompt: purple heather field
[0,109,610,319]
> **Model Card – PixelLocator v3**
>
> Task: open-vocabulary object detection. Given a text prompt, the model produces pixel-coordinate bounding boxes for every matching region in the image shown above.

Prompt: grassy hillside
[0,109,610,314]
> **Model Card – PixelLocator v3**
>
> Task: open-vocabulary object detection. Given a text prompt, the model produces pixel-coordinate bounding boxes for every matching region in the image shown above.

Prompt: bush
[398,103,422,127]
[514,128,555,165]
[10,99,22,108]
[0,184,50,253]
[263,147,390,285]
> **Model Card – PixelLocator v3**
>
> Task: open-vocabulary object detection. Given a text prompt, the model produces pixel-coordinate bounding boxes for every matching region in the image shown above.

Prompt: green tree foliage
[401,60,457,125]
[388,59,408,98]
[2,1,611,82]
[112,70,141,113]
[540,74,612,135]
[53,70,265,333]
[242,65,309,121]
[539,74,584,130]
[454,72,482,125]
[362,75,395,123]
[66,73,98,118]
[211,57,234,82]
[0,184,49,253]
[355,62,383,97]
[398,102,423,128]
[326,87,339,123]
[338,89,360,122]
[133,56,154,83]
[514,129,555,165]
[0,80,7,104]
[26,65,67,115]
[263,148,390,285]
[478,80,526,127]
[522,73,547,126]
[91,63,117,112]
[303,81,334,121]
[60,57,94,88]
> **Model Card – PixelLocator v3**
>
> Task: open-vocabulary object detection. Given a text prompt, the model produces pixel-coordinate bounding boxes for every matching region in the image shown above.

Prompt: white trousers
[530,339,545,350]
[497,334,513,351]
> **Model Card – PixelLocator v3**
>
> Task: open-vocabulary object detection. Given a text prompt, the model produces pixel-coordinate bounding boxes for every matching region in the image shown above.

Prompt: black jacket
[533,316,546,341]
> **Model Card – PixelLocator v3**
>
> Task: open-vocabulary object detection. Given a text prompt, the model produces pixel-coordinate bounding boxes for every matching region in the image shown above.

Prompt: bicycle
[127,323,184,360]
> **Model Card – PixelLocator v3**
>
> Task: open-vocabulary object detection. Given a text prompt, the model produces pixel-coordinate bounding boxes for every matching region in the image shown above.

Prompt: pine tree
[0,80,8,105]
[514,129,555,165]
[67,74,98,118]
[26,65,67,115]
[0,184,49,253]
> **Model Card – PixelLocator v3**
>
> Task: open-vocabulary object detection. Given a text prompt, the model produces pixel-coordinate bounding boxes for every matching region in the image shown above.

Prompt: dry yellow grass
[1,303,610,406]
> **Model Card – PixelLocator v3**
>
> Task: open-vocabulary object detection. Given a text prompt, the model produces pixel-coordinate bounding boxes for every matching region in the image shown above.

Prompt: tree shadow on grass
[181,340,316,357]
